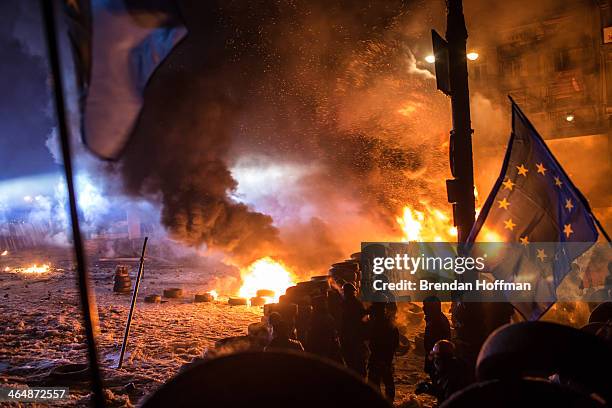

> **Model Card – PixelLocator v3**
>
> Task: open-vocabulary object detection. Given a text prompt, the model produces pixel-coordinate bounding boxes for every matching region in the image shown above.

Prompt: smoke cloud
[117,0,456,268]
[115,0,607,270]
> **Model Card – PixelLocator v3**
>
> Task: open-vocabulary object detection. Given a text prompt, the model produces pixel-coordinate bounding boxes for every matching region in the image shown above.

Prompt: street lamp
[466,52,479,61]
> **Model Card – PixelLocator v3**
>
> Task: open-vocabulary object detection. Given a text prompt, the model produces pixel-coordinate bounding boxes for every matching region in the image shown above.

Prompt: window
[501,58,522,77]
[554,49,571,71]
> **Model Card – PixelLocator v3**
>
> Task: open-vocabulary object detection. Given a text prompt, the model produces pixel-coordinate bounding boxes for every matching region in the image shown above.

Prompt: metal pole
[446,0,476,244]
[40,1,105,406]
[117,237,149,369]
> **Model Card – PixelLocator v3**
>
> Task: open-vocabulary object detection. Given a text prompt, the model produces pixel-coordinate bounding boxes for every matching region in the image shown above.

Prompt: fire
[209,290,219,299]
[20,264,50,274]
[397,205,458,242]
[238,257,296,303]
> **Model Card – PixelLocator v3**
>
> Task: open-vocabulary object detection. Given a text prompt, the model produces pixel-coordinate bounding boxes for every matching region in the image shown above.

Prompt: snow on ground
[0,247,432,407]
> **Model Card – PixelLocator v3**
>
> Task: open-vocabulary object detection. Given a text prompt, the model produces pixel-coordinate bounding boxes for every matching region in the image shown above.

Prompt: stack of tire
[284,276,330,305]
[329,258,360,290]
[113,265,132,293]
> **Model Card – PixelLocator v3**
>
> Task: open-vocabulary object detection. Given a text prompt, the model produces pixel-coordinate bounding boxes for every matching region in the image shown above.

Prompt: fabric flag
[467,99,600,320]
[63,0,187,160]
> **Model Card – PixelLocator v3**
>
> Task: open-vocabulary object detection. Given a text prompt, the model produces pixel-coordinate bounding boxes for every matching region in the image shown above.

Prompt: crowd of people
[256,273,612,406]
[263,282,401,402]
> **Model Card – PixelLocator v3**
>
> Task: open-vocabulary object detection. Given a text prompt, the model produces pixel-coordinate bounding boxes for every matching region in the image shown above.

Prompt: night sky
[0,0,58,181]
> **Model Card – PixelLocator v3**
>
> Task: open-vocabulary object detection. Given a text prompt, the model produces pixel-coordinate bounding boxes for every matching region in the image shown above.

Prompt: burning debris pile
[208,252,365,356]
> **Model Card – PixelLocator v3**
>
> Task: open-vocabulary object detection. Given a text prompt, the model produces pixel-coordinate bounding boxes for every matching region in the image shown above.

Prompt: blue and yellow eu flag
[468,99,600,320]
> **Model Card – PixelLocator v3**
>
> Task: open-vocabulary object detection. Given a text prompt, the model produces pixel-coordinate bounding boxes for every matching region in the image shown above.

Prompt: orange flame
[238,257,296,304]
[397,205,458,242]
[17,264,50,274]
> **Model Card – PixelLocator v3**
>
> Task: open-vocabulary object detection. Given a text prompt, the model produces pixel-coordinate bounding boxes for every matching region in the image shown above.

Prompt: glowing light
[1,250,7,256]
[467,52,479,61]
[239,257,295,303]
[477,229,503,243]
[23,195,33,203]
[424,55,435,64]
[397,105,417,116]
[4,267,10,272]
[209,290,218,299]
[397,205,457,242]
[565,114,574,122]
[397,207,424,241]
[18,264,50,274]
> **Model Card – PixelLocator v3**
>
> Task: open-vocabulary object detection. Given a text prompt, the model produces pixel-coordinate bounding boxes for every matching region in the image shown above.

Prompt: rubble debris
[113,265,132,294]
[163,288,183,299]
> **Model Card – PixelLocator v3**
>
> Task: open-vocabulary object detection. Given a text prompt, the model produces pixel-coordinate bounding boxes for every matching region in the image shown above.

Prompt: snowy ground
[0,247,435,407]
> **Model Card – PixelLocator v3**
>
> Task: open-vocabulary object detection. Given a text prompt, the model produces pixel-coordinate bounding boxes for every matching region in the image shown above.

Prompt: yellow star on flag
[536,248,547,262]
[497,198,510,210]
[563,224,573,238]
[519,236,529,246]
[502,178,515,191]
[565,199,573,211]
[516,164,528,176]
[554,176,563,187]
[536,163,547,175]
[504,218,516,231]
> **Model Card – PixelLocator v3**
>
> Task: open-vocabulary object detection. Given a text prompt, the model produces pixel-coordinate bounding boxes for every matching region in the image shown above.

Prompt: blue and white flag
[468,99,600,320]
[63,0,187,160]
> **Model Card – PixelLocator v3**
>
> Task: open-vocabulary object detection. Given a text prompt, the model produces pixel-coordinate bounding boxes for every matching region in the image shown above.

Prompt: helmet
[432,339,455,358]
[343,282,357,294]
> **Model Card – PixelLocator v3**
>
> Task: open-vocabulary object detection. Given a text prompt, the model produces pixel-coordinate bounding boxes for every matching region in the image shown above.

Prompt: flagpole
[40,1,106,407]
[117,237,148,369]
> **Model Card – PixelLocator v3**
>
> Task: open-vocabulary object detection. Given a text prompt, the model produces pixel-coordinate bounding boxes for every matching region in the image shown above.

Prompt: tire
[440,378,605,408]
[194,293,214,303]
[228,297,247,306]
[256,289,275,298]
[250,297,266,306]
[145,294,161,303]
[476,321,612,402]
[141,351,390,408]
[163,288,183,298]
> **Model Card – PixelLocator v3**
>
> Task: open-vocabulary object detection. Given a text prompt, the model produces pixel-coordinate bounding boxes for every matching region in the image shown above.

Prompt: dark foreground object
[142,351,391,408]
[477,321,612,402]
[440,378,605,408]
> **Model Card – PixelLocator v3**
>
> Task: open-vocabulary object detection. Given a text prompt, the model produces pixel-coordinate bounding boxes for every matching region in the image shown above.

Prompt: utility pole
[432,0,483,373]
[432,0,475,243]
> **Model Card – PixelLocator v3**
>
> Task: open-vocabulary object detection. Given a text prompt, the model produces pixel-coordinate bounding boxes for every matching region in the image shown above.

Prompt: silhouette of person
[367,301,399,402]
[265,320,304,352]
[416,339,472,403]
[340,282,367,377]
[306,295,343,363]
[422,295,451,378]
